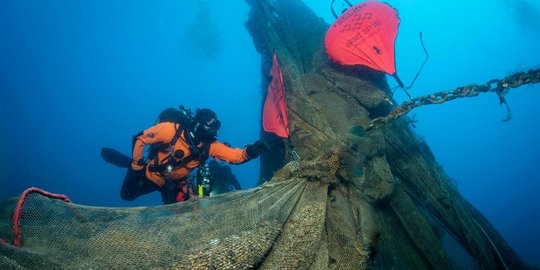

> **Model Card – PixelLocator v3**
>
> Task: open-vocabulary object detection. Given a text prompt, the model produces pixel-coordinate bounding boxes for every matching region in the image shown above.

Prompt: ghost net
[0,0,536,269]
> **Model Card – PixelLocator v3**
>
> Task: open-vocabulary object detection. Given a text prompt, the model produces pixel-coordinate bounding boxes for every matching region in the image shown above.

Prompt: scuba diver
[206,160,242,195]
[101,106,269,204]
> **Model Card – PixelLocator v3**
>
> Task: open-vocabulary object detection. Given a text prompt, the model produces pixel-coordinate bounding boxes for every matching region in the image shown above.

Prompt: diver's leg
[120,169,158,201]
[159,179,195,204]
[160,188,178,204]
[101,147,132,168]
[160,179,181,204]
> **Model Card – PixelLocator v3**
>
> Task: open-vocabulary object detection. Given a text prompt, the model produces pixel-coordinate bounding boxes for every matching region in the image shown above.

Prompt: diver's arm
[131,122,175,170]
[208,141,250,164]
[131,136,145,170]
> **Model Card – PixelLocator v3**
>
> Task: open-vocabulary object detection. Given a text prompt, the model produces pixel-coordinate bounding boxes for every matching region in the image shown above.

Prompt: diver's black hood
[157,107,183,124]
[192,108,221,142]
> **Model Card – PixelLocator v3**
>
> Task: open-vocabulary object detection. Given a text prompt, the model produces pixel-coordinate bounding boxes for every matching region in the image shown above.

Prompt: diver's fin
[101,147,132,168]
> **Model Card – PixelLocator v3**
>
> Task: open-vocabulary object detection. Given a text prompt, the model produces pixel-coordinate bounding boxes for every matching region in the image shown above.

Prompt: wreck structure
[0,1,536,269]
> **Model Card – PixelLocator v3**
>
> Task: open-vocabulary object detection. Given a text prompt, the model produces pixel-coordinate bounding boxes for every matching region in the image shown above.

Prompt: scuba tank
[197,164,213,197]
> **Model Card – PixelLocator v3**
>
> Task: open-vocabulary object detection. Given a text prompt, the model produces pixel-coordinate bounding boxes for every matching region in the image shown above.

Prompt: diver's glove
[131,159,147,171]
[246,140,270,159]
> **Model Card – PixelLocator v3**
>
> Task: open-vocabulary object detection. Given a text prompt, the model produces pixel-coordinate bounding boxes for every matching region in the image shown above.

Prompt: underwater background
[0,0,538,267]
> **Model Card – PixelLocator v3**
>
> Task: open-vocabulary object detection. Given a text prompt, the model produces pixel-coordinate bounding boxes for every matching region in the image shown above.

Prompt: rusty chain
[367,68,540,131]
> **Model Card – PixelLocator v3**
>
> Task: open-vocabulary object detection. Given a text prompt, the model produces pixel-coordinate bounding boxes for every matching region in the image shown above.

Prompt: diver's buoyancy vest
[145,124,211,176]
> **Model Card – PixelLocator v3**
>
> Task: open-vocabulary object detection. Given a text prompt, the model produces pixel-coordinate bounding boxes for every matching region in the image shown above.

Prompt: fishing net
[0,178,308,269]
[0,121,530,269]
[1,0,536,269]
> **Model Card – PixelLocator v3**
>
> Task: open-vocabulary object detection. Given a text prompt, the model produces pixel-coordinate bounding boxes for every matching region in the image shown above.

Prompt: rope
[472,219,510,270]
[12,187,71,247]
[368,68,540,131]
[405,32,429,90]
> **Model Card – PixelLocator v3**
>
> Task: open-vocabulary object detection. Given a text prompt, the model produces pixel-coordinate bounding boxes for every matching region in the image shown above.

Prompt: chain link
[367,68,540,131]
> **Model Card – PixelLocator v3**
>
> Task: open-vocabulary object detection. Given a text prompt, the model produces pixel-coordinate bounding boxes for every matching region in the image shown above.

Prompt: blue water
[1,0,539,267]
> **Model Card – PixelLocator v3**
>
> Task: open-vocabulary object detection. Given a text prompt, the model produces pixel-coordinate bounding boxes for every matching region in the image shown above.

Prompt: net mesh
[0,178,307,269]
[0,118,533,270]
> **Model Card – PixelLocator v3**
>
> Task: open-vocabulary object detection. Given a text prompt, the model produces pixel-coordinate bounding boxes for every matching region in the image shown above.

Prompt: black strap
[148,123,183,175]
[168,123,183,150]
[148,138,212,174]
[197,142,211,168]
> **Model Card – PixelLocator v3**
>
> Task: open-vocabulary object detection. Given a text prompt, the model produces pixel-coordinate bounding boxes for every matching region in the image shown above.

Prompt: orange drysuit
[131,122,250,187]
